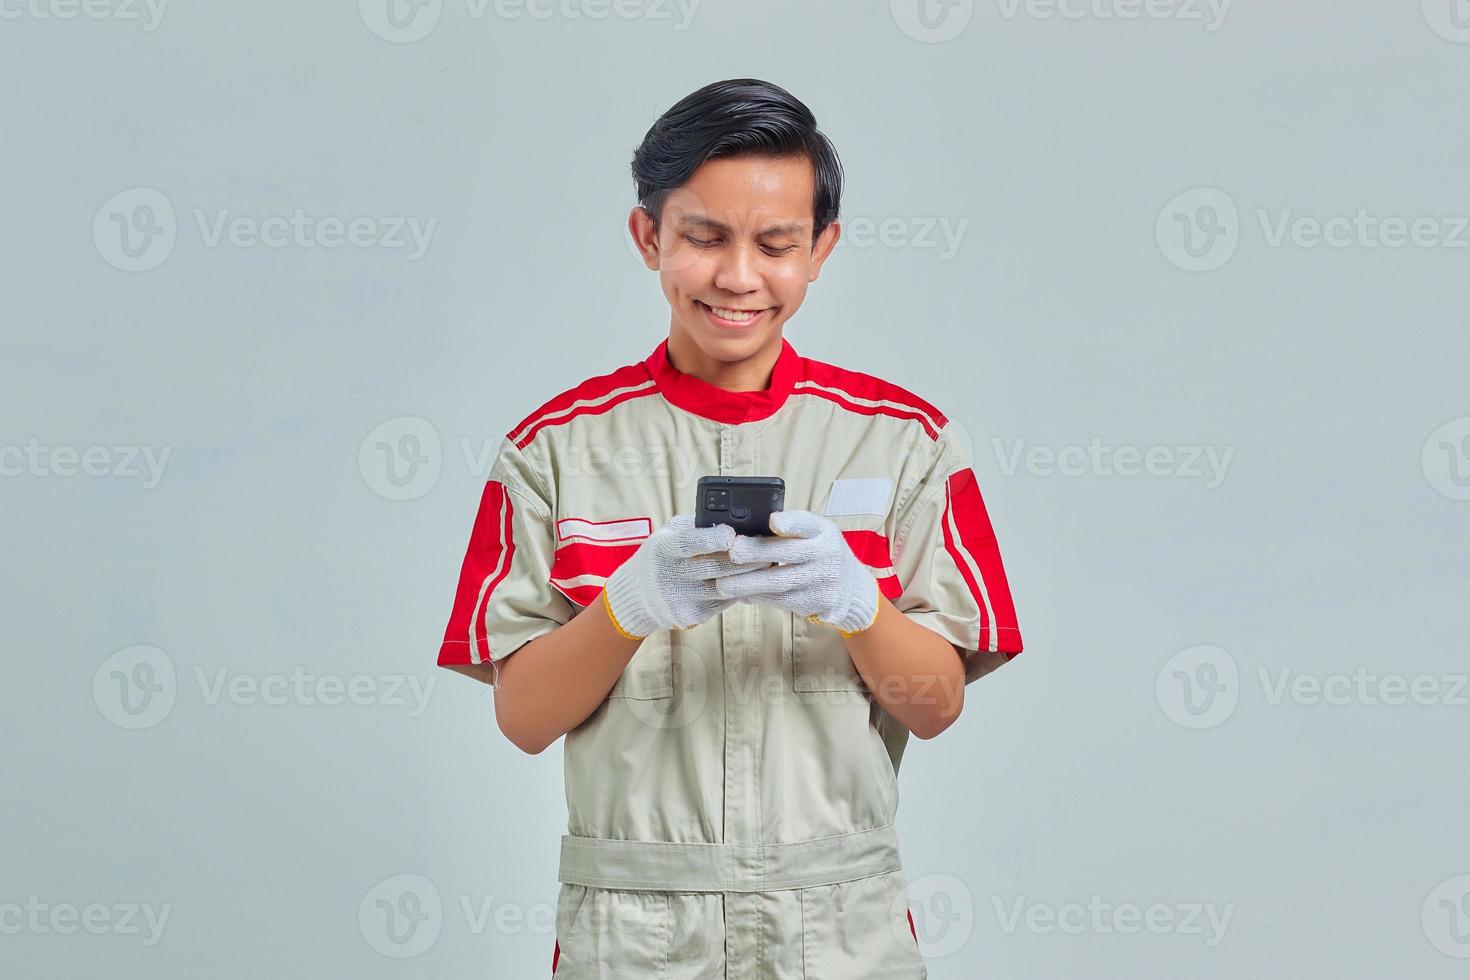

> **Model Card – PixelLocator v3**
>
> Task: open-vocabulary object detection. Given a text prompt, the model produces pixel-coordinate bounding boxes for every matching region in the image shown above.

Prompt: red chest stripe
[841,528,902,600]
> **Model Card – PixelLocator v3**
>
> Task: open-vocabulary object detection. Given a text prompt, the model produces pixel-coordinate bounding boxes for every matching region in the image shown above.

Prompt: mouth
[698,300,772,331]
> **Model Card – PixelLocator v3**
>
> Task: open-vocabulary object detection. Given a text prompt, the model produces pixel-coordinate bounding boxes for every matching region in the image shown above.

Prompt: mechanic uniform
[437,336,1024,979]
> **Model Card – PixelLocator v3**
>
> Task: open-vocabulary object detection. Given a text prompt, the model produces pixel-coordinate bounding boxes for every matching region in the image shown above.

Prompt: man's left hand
[714,509,880,636]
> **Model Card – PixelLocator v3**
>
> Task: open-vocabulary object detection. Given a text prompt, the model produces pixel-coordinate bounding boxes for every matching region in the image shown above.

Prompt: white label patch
[822,478,894,517]
[556,516,652,543]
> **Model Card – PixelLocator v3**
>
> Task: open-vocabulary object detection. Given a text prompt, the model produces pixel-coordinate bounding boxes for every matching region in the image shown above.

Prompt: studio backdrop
[4,2,1468,978]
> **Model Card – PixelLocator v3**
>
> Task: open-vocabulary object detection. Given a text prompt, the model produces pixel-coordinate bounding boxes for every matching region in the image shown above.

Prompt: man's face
[630,153,840,366]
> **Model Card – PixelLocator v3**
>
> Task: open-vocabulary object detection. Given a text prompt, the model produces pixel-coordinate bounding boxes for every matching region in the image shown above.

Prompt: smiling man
[436,78,1024,979]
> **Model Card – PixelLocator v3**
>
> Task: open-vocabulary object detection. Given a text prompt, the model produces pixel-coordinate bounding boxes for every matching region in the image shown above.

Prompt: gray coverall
[438,336,1024,978]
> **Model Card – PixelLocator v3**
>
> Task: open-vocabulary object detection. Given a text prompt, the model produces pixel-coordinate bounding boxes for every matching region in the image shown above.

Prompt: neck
[666,326,781,392]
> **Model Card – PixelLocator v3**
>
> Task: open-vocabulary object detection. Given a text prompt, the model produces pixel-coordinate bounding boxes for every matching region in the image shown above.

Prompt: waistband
[557,823,903,893]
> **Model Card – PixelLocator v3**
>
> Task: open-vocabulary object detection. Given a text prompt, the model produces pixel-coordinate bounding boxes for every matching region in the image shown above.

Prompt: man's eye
[763,245,797,256]
[686,236,720,248]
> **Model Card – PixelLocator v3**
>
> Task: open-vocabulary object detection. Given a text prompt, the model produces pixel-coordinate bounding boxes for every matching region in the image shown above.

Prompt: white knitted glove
[715,510,881,636]
[602,514,773,639]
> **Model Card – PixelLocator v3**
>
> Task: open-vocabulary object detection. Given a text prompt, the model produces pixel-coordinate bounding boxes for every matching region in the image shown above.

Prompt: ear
[628,206,661,271]
[807,219,841,283]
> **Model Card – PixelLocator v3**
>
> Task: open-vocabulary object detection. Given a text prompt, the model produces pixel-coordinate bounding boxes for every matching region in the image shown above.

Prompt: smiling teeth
[709,305,760,322]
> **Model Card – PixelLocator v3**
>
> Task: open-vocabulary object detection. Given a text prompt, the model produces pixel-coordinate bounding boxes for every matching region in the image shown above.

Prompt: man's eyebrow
[674,214,809,237]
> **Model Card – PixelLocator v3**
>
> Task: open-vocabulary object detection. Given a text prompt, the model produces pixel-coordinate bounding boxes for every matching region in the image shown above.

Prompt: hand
[602,514,773,639]
[714,510,881,636]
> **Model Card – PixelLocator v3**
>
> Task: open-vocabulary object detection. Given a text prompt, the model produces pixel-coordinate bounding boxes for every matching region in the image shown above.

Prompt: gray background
[4,0,1468,977]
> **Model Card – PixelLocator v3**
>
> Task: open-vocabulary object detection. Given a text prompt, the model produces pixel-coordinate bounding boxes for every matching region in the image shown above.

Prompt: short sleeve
[888,421,1023,684]
[436,435,574,686]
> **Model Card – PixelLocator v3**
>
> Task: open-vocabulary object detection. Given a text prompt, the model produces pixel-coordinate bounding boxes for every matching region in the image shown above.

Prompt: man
[437,77,1023,979]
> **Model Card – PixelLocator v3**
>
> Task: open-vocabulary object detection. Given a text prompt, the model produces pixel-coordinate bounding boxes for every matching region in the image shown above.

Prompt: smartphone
[695,476,785,538]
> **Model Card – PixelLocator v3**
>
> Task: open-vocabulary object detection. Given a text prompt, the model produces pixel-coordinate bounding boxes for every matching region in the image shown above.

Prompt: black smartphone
[695,476,785,538]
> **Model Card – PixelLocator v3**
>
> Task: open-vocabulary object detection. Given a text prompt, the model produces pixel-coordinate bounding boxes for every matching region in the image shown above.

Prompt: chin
[713,332,774,362]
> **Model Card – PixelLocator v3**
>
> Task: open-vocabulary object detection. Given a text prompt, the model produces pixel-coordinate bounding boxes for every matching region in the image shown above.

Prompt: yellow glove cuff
[602,588,648,641]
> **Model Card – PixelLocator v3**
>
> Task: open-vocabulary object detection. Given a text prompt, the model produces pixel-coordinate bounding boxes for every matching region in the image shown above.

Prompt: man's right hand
[602,514,773,639]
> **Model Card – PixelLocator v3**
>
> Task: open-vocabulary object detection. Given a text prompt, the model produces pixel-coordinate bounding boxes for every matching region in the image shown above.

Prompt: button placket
[719,424,764,849]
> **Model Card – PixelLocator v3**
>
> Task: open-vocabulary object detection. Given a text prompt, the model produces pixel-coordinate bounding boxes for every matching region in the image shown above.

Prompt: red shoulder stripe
[801,358,947,425]
[794,383,943,440]
[509,362,656,449]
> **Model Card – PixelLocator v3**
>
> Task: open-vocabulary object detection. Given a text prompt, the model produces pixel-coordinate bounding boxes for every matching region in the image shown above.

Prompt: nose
[713,242,761,295]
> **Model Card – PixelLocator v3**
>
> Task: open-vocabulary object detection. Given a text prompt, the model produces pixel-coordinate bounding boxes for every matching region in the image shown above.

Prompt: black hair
[630,78,844,242]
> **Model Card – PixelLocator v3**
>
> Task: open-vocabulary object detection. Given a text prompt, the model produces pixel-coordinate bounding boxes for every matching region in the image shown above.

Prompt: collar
[644,335,804,424]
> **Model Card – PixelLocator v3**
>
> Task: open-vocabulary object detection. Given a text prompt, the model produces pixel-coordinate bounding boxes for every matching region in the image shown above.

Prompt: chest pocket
[787,520,902,695]
[790,615,865,695]
[609,632,675,701]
